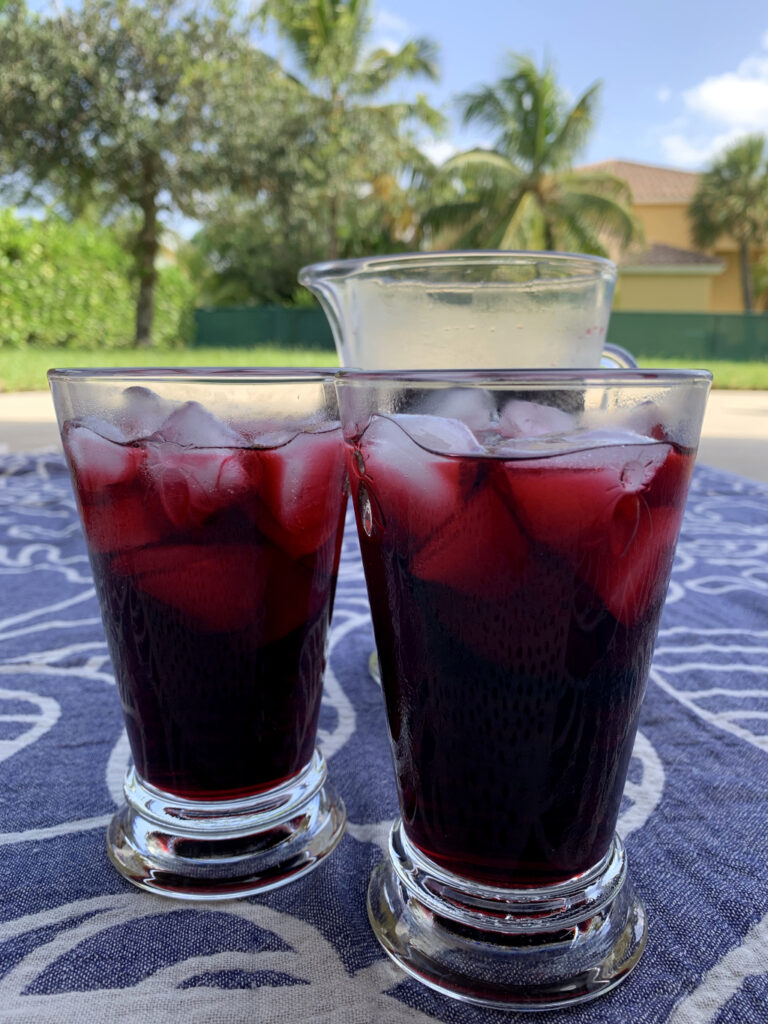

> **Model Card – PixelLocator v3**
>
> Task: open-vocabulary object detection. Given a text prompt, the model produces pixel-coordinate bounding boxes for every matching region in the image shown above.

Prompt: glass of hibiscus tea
[48,368,348,899]
[335,367,711,1010]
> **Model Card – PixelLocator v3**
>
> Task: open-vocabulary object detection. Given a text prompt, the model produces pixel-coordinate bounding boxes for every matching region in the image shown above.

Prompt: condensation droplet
[359,483,374,536]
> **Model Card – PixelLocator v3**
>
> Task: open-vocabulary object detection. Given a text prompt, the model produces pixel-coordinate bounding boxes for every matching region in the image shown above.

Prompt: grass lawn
[637,357,768,390]
[0,347,766,392]
[0,346,339,392]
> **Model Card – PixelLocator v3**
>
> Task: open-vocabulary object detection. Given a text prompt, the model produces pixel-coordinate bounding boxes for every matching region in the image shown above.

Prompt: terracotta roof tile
[578,159,701,203]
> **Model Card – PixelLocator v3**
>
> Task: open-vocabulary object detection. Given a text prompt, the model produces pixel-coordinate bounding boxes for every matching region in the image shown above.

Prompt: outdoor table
[1,449,767,1024]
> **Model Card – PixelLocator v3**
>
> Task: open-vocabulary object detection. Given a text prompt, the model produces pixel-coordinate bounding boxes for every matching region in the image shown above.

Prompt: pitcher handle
[600,343,638,369]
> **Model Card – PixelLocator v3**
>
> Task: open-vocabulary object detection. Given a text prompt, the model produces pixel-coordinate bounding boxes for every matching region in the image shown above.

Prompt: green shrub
[0,210,193,348]
[152,262,196,348]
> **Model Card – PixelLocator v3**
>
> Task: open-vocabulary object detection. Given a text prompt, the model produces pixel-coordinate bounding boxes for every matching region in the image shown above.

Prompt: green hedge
[0,210,194,348]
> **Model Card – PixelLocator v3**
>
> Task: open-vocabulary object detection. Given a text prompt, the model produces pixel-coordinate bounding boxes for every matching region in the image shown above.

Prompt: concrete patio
[1,388,766,484]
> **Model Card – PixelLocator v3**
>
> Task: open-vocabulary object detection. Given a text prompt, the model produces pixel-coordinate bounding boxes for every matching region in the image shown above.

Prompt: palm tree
[259,0,441,259]
[689,135,768,312]
[424,54,639,256]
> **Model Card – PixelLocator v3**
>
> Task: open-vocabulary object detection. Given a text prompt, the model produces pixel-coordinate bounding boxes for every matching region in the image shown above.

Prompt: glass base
[367,821,647,1011]
[107,750,346,900]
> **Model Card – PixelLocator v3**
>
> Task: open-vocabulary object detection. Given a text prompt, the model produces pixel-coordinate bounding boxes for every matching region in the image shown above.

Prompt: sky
[363,0,768,171]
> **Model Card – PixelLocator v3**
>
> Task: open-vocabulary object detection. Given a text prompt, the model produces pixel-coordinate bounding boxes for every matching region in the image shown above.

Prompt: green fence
[193,306,334,350]
[608,312,768,361]
[192,306,768,361]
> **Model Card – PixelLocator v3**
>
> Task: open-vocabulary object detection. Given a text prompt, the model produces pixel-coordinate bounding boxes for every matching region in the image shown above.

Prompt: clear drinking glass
[335,368,711,1009]
[299,250,631,369]
[49,368,348,899]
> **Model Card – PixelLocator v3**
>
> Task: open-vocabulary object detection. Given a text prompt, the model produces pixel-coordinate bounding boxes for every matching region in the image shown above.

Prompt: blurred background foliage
[0,0,766,355]
[0,210,194,348]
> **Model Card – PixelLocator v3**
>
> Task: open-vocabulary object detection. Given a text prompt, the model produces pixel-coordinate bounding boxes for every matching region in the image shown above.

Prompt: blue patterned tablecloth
[0,450,767,1024]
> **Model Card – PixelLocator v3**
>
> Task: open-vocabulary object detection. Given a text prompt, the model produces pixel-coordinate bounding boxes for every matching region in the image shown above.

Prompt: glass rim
[46,366,339,385]
[298,249,616,283]
[335,367,713,388]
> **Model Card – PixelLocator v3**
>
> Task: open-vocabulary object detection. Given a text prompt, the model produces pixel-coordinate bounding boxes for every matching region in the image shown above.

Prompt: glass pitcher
[299,250,634,370]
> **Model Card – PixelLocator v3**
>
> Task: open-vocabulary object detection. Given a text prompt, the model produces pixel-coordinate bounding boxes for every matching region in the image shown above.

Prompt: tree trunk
[328,191,340,260]
[739,240,754,313]
[135,186,159,348]
[327,91,342,261]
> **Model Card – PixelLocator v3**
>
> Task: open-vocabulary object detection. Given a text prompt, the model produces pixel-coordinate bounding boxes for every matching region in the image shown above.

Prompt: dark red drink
[64,407,347,801]
[348,412,694,887]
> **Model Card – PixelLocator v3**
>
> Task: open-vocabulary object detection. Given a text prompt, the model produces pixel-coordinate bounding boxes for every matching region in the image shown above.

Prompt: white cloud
[374,10,412,36]
[420,140,459,165]
[372,9,411,52]
[681,33,768,130]
[661,128,748,168]
[684,71,768,129]
[657,32,768,168]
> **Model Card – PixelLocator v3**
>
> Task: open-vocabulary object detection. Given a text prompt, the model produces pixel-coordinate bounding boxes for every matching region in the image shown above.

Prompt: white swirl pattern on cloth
[0,452,766,1023]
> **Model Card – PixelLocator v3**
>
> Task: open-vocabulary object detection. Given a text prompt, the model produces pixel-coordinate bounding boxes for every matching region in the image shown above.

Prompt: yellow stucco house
[584,160,752,313]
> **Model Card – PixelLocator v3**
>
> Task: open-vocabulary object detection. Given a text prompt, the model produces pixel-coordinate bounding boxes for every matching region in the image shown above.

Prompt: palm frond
[557,169,634,204]
[548,205,608,257]
[421,198,485,232]
[457,84,508,134]
[356,37,439,95]
[498,190,547,250]
[555,187,642,251]
[423,201,497,250]
[440,147,521,178]
[689,134,768,247]
[544,81,601,170]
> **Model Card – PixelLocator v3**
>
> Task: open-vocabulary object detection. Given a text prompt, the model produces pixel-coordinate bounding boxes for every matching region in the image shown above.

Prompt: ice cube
[498,435,674,557]
[423,388,497,432]
[531,431,668,476]
[116,386,175,441]
[111,543,267,633]
[64,421,141,492]
[79,488,169,554]
[144,443,250,528]
[383,414,485,456]
[357,416,475,546]
[154,401,245,448]
[590,400,660,440]
[239,421,302,449]
[412,483,528,599]
[587,504,684,626]
[74,416,126,444]
[255,429,345,557]
[111,542,319,639]
[499,399,575,439]
[609,391,704,449]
